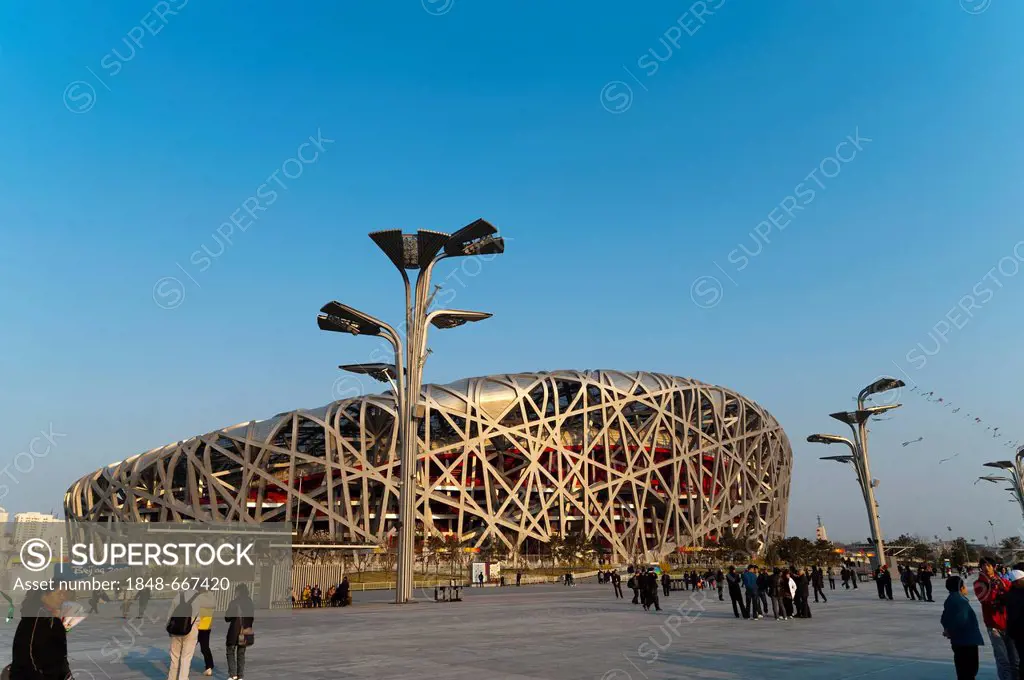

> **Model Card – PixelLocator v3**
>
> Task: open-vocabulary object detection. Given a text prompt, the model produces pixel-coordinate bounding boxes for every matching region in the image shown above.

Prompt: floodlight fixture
[984,461,1015,470]
[443,218,503,256]
[859,377,905,403]
[428,309,493,330]
[807,434,852,446]
[340,363,400,383]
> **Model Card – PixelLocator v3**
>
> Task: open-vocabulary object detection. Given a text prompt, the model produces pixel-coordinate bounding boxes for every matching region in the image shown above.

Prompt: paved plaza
[0,580,992,679]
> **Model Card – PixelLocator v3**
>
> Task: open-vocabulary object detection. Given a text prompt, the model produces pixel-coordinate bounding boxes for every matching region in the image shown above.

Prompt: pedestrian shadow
[122,646,229,680]
[644,648,959,679]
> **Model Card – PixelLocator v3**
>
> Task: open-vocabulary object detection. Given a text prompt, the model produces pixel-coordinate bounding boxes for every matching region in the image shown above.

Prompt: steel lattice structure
[65,370,791,561]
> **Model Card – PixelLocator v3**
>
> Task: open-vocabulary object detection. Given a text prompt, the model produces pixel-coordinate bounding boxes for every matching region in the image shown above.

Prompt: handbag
[238,626,255,647]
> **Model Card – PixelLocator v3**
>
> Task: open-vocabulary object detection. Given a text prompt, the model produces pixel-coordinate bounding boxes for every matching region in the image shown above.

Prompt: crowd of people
[599,564,838,620]
[293,578,352,608]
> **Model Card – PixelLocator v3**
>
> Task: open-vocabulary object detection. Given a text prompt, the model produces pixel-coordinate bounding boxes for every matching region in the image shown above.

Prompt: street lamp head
[830,405,901,426]
[339,363,399,383]
[807,434,848,445]
[819,455,856,464]
[859,377,905,402]
[984,461,1015,470]
[368,229,454,270]
[862,404,902,417]
[318,301,385,337]
[444,218,504,257]
[429,309,493,329]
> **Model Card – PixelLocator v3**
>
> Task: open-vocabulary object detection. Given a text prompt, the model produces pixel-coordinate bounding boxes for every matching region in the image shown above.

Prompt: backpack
[166,592,200,636]
[627,577,636,590]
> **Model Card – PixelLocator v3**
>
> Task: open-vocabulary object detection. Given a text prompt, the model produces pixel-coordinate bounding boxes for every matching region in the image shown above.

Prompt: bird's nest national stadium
[64,370,792,561]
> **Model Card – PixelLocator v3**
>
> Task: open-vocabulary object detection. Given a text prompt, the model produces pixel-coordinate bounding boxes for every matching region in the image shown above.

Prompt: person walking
[726,566,747,619]
[943,575,985,680]
[516,570,522,587]
[742,565,762,620]
[975,558,1019,680]
[195,588,217,677]
[920,563,935,602]
[769,567,785,620]
[812,567,828,603]
[660,572,671,597]
[629,573,640,605]
[10,583,73,680]
[136,587,152,620]
[612,571,623,599]
[225,584,255,680]
[827,566,835,590]
[165,587,201,680]
[715,569,725,601]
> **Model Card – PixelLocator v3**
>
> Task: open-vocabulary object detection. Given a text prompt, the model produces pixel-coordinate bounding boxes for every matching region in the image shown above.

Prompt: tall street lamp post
[318,219,505,604]
[807,377,904,570]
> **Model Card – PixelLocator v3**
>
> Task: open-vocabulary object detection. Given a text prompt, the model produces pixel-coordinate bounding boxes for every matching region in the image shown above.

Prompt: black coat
[11,615,71,680]
[224,595,255,646]
[795,574,810,596]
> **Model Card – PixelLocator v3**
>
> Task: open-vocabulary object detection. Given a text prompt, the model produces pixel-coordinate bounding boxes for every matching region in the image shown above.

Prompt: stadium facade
[65,370,792,561]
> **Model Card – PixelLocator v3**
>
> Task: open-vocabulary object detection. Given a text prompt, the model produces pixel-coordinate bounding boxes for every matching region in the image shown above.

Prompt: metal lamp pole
[809,377,903,570]
[320,219,505,604]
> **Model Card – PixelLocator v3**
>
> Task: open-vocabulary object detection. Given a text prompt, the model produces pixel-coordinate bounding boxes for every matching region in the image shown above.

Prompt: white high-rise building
[0,507,9,525]
[13,512,60,543]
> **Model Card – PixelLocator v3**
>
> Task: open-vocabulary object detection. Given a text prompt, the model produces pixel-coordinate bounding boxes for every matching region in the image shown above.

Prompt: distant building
[0,506,8,525]
[13,512,60,543]
[815,515,828,542]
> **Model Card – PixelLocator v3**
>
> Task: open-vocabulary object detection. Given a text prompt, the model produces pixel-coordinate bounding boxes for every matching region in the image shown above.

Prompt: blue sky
[1,0,1022,544]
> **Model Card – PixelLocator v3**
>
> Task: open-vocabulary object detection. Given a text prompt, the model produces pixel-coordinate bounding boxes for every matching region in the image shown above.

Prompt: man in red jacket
[975,557,1018,680]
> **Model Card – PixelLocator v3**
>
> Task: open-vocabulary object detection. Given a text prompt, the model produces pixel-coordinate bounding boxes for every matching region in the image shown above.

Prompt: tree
[949,537,976,569]
[544,534,564,570]
[425,535,446,577]
[443,534,465,578]
[767,537,816,567]
[1001,537,1023,564]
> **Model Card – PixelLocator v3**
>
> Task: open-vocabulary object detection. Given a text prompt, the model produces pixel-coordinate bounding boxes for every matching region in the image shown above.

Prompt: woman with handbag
[224,584,254,680]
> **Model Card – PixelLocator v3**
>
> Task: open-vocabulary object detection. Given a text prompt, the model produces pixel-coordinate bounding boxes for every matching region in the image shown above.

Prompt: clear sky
[1,0,1021,545]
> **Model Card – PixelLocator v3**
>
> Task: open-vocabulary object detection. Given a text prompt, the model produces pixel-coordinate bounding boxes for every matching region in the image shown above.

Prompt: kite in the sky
[902,437,924,447]
[938,453,960,464]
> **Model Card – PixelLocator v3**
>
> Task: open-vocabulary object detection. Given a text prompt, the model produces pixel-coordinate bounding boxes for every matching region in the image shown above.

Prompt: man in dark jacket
[880,565,894,600]
[715,569,725,601]
[742,565,762,620]
[794,567,812,618]
[628,573,640,605]
[644,569,661,612]
[919,563,934,602]
[726,566,747,619]
[225,584,255,680]
[612,571,623,599]
[812,567,828,603]
[11,585,72,680]
[661,571,671,597]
